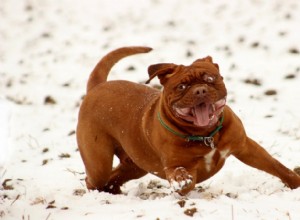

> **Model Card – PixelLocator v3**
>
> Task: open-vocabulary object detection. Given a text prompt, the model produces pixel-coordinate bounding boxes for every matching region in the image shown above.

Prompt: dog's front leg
[233,137,300,189]
[164,166,197,195]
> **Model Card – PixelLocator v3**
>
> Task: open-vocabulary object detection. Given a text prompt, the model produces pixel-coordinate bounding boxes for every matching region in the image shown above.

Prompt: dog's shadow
[121,170,288,200]
[122,178,221,200]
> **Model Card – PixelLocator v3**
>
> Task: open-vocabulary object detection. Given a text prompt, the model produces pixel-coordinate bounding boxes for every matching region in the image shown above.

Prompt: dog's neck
[157,111,224,148]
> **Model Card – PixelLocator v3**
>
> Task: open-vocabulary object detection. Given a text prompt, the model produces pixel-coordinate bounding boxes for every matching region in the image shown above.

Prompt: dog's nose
[193,86,207,97]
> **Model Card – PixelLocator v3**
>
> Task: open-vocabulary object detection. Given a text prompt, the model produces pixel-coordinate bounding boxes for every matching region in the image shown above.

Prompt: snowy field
[1,0,300,219]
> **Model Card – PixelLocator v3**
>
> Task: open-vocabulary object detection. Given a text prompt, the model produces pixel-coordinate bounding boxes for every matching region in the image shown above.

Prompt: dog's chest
[203,148,230,172]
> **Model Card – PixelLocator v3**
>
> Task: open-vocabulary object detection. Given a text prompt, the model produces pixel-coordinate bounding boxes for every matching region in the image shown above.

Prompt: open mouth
[174,98,226,127]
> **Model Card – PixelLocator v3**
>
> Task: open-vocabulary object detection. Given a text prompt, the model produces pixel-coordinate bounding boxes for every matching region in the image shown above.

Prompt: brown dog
[76,46,300,195]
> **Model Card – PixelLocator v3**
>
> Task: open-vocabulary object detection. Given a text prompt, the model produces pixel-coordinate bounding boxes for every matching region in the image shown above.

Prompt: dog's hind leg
[104,147,147,194]
[84,148,114,192]
[77,129,115,192]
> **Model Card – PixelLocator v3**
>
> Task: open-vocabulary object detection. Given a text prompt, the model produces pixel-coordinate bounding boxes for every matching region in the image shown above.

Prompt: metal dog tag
[204,137,215,149]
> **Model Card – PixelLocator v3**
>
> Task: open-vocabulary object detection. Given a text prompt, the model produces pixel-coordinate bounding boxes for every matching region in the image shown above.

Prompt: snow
[0,99,11,177]
[1,0,300,219]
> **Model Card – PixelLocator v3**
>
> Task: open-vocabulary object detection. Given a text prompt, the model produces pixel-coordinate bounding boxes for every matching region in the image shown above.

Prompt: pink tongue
[193,104,210,126]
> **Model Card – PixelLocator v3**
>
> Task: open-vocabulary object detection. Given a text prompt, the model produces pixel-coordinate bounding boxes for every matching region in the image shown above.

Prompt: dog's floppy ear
[192,56,219,70]
[146,63,177,84]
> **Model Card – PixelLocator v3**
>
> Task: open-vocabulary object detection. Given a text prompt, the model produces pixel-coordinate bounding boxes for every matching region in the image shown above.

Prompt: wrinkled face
[147,56,227,127]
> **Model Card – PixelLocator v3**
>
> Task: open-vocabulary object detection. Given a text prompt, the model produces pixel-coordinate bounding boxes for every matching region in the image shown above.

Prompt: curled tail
[87,46,152,92]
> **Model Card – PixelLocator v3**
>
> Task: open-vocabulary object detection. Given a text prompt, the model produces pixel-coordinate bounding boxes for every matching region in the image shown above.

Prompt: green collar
[157,111,224,148]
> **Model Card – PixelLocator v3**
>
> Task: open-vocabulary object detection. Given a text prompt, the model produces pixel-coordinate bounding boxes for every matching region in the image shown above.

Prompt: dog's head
[146,56,227,128]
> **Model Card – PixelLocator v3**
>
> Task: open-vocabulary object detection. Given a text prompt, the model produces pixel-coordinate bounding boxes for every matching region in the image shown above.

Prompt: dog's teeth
[191,108,195,116]
[212,104,216,112]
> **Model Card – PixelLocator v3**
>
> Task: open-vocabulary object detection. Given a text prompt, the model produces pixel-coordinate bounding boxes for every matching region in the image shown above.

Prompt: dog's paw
[170,167,193,194]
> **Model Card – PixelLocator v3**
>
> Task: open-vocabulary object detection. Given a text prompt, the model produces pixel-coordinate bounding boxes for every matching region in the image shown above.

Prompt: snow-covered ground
[1,0,300,219]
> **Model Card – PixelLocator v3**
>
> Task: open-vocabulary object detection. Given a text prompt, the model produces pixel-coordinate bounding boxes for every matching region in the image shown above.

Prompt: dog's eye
[177,84,187,91]
[203,74,215,83]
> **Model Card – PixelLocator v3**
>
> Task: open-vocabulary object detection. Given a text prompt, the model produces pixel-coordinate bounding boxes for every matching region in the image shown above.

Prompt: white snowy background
[1,0,300,219]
